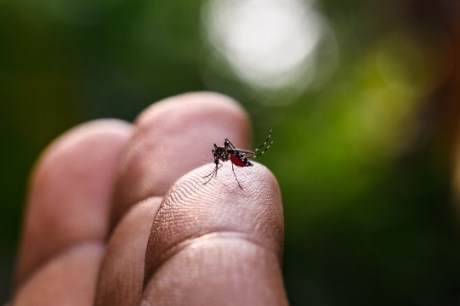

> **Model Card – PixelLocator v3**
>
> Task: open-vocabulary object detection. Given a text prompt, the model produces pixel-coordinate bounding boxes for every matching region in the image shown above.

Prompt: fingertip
[142,163,286,304]
[136,92,249,132]
[31,119,132,181]
[17,119,132,286]
[135,92,251,151]
[145,162,284,282]
[37,119,131,159]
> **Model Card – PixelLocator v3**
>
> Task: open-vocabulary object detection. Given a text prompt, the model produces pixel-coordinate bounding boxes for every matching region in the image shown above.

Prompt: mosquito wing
[233,148,257,158]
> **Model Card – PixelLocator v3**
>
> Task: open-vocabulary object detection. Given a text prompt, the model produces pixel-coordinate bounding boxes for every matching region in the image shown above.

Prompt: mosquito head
[212,144,228,164]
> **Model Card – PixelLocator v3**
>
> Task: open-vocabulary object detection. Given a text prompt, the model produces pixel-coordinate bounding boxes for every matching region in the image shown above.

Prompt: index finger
[110,92,251,229]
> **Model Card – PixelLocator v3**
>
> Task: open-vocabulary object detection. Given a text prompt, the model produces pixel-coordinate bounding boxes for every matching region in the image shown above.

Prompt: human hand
[12,92,287,305]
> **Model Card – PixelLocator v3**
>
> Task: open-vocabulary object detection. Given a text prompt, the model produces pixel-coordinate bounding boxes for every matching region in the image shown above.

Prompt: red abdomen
[230,154,246,167]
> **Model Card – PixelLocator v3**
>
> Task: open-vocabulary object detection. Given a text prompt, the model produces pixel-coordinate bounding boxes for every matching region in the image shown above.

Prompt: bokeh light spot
[203,0,330,100]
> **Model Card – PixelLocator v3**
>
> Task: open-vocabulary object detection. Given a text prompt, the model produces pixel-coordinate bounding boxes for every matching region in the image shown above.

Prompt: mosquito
[203,129,273,188]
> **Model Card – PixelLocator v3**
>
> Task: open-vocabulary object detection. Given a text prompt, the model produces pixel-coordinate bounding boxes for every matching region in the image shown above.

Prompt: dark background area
[2,0,460,304]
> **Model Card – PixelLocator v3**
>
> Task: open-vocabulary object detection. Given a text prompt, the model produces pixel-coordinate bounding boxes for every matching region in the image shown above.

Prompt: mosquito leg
[203,163,222,184]
[231,162,243,188]
[203,169,216,184]
[225,138,237,150]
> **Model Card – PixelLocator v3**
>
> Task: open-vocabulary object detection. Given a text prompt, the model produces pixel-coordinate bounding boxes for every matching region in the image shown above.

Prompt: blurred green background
[2,0,460,304]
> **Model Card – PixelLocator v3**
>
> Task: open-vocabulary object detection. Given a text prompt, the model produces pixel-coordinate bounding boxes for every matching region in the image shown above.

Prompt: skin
[12,92,288,306]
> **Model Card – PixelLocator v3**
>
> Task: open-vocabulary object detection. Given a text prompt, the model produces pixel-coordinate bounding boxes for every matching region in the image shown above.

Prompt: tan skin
[12,92,288,305]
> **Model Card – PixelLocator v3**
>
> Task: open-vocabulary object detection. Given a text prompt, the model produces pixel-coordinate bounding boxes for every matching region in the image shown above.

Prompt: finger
[15,120,132,288]
[143,163,287,305]
[94,197,161,306]
[110,92,251,228]
[13,243,103,306]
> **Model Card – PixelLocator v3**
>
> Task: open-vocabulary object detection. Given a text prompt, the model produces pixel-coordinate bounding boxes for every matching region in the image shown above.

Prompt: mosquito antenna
[254,129,273,157]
